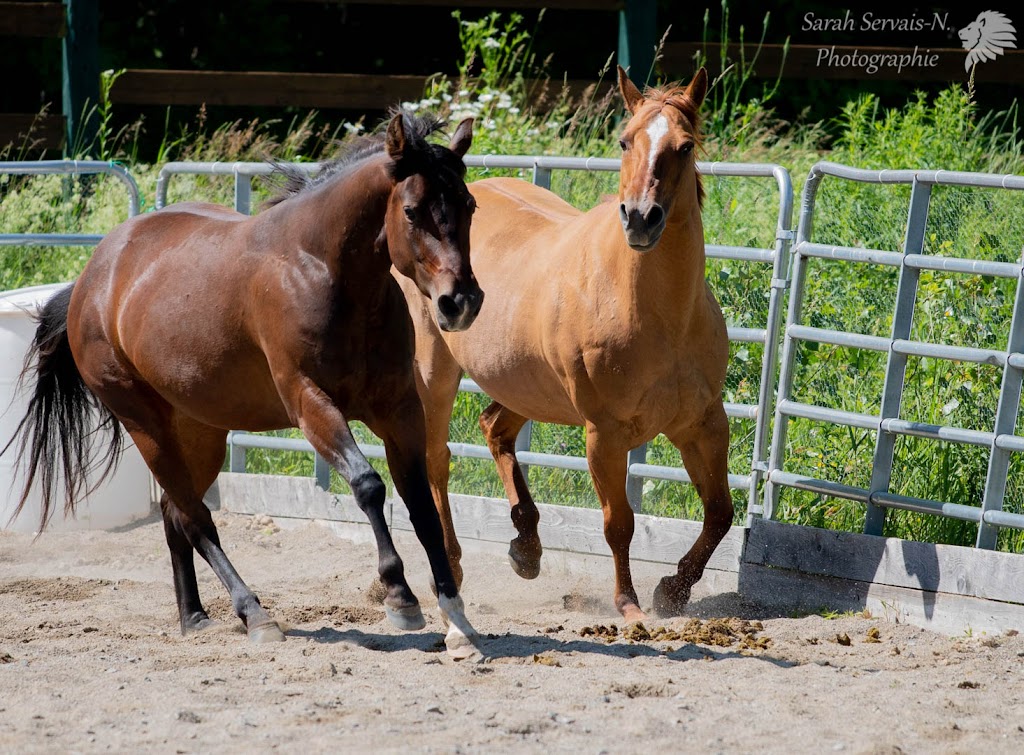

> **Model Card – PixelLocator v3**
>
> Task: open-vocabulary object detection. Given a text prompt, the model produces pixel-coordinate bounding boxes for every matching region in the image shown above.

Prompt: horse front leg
[291,382,425,632]
[655,401,734,616]
[369,391,480,659]
[586,424,647,623]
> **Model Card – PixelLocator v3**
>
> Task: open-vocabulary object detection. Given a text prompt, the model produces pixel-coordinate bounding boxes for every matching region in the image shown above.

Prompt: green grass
[4,11,1024,552]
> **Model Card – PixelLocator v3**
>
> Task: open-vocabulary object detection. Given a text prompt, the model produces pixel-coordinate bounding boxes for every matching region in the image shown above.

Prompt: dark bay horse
[4,113,484,657]
[401,68,731,622]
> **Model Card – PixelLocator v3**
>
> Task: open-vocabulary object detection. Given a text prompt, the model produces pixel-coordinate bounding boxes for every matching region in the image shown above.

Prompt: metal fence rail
[763,161,1024,548]
[160,156,794,515]
[0,160,141,245]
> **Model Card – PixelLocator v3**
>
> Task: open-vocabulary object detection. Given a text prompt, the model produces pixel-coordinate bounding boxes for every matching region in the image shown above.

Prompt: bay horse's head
[383,114,483,332]
[615,66,707,253]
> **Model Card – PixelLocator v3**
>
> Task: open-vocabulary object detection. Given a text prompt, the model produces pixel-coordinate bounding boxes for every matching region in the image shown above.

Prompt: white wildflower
[482,37,501,49]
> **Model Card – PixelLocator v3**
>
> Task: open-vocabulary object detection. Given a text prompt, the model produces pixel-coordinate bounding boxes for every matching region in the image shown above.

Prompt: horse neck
[289,154,395,285]
[600,197,707,316]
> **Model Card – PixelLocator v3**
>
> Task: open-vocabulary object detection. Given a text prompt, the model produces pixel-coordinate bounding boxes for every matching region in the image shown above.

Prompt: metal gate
[763,161,1024,549]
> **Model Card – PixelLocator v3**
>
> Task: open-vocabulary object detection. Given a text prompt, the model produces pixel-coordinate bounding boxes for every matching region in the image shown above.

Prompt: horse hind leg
[160,489,214,634]
[654,402,734,617]
[479,401,542,579]
[113,392,285,643]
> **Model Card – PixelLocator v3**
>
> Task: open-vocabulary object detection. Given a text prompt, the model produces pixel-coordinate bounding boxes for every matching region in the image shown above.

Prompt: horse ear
[687,67,708,110]
[385,113,407,161]
[449,117,474,158]
[617,65,644,114]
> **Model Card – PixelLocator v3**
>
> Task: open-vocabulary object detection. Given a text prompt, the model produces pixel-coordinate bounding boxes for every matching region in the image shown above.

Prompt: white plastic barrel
[0,283,154,532]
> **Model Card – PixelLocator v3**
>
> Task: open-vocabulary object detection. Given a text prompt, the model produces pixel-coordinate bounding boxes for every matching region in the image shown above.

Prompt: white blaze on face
[645,113,670,177]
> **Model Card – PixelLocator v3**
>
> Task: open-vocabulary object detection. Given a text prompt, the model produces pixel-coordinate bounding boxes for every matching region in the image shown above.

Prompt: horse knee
[351,471,386,512]
[704,494,734,533]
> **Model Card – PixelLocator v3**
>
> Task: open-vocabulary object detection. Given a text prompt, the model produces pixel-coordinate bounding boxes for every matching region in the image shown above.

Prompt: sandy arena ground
[2,511,1023,753]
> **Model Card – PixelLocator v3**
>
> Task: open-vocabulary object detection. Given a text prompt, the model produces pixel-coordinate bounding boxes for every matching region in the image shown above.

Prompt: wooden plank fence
[107,70,610,110]
[9,1,1024,154]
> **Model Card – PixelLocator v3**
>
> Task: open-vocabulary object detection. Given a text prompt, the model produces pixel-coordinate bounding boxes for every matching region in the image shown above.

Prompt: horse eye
[618,139,628,151]
[403,206,417,222]
[680,142,694,156]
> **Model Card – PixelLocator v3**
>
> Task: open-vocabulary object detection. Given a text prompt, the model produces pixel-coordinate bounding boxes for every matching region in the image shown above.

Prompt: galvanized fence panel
[0,160,141,246]
[763,161,1024,548]
[153,157,793,516]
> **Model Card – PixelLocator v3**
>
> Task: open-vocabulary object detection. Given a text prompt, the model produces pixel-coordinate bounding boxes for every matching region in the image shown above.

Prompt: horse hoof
[385,604,427,631]
[248,622,286,643]
[507,540,542,580]
[621,605,649,624]
[445,633,481,661]
[181,611,216,635]
[653,577,691,618]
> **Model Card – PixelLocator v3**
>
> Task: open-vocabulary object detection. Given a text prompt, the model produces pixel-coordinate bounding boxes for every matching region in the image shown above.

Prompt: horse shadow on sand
[286,622,798,669]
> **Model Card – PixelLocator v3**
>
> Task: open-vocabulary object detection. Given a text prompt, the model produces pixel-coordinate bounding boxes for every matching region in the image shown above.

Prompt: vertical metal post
[625,443,648,513]
[228,431,247,473]
[864,180,932,536]
[747,167,794,524]
[62,0,99,154]
[532,165,552,191]
[515,421,533,482]
[618,0,657,85]
[234,172,252,215]
[976,265,1024,548]
[314,453,332,491]
[762,168,823,521]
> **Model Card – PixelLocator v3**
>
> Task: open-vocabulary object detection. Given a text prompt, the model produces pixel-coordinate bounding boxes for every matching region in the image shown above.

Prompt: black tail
[1,283,124,530]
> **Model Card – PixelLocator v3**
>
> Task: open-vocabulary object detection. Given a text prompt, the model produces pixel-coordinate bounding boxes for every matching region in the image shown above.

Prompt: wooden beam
[0,113,65,150]
[738,561,1024,637]
[0,2,66,37]
[215,473,744,572]
[279,0,623,9]
[745,518,1024,605]
[110,70,431,109]
[109,69,611,110]
[662,42,1024,83]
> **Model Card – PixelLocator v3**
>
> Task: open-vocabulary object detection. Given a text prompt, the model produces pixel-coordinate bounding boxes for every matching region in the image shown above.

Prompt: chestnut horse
[4,114,483,656]
[401,68,731,622]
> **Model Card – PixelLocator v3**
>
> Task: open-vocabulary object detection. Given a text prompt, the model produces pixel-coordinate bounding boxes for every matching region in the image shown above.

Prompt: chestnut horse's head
[382,114,482,332]
[615,66,707,253]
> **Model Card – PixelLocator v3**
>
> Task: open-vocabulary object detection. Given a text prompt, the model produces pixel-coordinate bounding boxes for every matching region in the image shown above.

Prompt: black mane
[265,111,467,208]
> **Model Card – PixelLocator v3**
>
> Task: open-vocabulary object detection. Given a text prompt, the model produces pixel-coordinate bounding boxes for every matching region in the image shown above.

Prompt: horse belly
[469,366,583,427]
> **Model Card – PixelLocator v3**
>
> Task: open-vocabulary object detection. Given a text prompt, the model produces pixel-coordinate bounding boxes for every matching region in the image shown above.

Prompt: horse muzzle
[435,288,484,332]
[620,202,666,253]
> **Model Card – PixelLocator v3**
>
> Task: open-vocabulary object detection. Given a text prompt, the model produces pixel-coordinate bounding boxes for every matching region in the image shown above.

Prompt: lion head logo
[959,11,1017,72]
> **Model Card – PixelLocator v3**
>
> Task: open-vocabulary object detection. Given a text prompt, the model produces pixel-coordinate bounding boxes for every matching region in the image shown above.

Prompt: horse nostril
[619,204,628,224]
[646,204,664,228]
[437,294,462,320]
